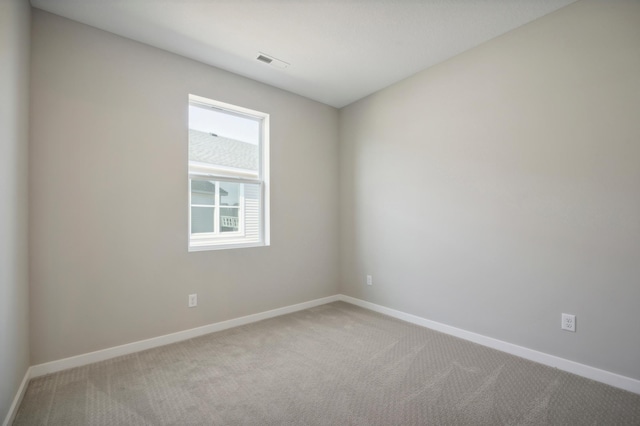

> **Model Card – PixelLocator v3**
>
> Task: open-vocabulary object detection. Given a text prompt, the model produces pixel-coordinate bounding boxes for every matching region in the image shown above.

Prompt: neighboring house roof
[191,180,227,197]
[189,129,258,171]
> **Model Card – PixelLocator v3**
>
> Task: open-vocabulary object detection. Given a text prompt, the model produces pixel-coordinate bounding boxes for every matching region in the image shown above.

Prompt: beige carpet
[14,302,640,425]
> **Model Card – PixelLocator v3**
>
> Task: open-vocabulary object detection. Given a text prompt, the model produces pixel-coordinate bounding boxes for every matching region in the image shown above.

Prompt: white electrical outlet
[561,313,576,332]
[188,294,197,308]
[366,275,373,286]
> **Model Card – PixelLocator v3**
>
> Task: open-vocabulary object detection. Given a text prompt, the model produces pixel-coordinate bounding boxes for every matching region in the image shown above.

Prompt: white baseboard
[23,292,639,398]
[30,295,340,378]
[338,294,640,395]
[2,366,32,426]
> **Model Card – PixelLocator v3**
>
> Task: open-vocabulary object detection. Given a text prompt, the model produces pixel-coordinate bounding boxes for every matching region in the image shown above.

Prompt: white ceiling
[30,0,577,108]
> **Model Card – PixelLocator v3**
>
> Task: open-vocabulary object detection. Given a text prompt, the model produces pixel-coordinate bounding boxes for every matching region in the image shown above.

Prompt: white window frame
[188,94,270,251]
[189,180,245,236]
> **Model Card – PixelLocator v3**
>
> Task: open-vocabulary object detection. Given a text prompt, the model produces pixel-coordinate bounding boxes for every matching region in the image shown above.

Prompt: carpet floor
[13,301,640,425]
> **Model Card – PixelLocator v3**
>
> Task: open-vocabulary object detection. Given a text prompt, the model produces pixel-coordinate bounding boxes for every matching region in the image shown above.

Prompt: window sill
[188,241,267,252]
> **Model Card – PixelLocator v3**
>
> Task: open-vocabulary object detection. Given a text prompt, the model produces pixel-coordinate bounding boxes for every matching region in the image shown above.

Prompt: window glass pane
[189,105,259,174]
[191,180,215,205]
[188,95,268,251]
[189,104,260,144]
[220,182,240,206]
[191,207,214,233]
[220,207,239,232]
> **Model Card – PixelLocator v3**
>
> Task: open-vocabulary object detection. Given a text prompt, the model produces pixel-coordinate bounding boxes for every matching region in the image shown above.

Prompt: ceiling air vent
[256,52,289,69]
[256,54,273,64]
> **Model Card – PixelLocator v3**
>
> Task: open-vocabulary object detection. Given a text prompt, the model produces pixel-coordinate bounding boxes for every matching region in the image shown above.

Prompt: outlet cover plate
[188,294,197,308]
[561,313,576,332]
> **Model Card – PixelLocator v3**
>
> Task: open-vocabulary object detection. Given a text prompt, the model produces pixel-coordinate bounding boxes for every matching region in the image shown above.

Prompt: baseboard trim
[338,294,640,395]
[25,293,640,396]
[30,295,340,378]
[2,366,32,426]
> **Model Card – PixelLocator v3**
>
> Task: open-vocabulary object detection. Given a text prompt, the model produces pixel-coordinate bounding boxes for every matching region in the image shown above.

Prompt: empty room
[1,0,639,424]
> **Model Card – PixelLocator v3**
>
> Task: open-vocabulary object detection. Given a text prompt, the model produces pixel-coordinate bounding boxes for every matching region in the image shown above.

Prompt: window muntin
[190,180,244,234]
[188,95,269,251]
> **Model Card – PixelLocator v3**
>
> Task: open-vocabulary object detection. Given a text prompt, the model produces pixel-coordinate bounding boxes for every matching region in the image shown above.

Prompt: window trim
[189,180,245,237]
[187,94,270,252]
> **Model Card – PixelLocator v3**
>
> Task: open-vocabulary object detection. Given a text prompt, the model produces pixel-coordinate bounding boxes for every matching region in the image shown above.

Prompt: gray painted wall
[0,0,31,421]
[29,10,339,364]
[339,0,640,380]
[21,0,640,392]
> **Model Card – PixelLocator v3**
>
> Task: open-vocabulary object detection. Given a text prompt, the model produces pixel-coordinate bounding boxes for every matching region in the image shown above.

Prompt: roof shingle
[189,129,258,171]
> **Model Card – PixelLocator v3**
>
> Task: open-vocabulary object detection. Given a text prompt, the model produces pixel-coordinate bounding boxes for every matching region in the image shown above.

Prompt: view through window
[188,95,269,251]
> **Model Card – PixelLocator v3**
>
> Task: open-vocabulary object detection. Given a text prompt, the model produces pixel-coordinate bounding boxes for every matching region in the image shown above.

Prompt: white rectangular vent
[256,52,289,69]
[256,55,272,64]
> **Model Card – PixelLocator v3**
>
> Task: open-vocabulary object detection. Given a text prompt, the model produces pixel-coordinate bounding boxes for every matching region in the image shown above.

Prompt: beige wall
[339,0,640,380]
[0,0,31,420]
[26,0,640,384]
[29,10,339,364]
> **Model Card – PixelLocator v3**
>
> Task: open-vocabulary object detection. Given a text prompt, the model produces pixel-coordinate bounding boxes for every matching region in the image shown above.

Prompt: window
[188,94,269,251]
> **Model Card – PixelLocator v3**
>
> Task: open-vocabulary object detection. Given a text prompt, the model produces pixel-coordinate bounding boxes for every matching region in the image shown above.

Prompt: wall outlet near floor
[561,313,576,332]
[188,293,198,308]
[366,275,373,286]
